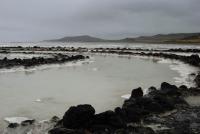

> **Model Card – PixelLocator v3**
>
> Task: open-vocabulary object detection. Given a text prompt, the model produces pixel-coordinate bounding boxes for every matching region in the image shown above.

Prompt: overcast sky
[0,0,200,42]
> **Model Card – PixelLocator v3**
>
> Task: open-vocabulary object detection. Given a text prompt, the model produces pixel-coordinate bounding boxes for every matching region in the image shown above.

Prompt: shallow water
[185,96,200,106]
[0,54,187,123]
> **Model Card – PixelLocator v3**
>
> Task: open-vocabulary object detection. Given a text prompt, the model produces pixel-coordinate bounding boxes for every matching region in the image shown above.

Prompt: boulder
[148,86,157,93]
[188,54,200,66]
[152,95,174,111]
[115,126,155,134]
[49,127,84,134]
[160,82,180,96]
[123,107,144,123]
[114,107,127,122]
[131,87,143,98]
[62,104,95,129]
[92,110,126,130]
[8,123,19,128]
[179,85,188,90]
[195,74,200,87]
[123,97,164,114]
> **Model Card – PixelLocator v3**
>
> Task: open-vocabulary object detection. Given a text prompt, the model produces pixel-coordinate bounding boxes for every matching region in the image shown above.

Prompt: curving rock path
[0,54,88,69]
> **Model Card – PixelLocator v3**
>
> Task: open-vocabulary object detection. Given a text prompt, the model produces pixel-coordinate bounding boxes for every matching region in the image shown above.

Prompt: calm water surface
[0,55,181,121]
[0,42,199,129]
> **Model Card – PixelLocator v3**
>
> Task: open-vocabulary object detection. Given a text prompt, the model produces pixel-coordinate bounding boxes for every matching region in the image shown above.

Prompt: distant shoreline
[45,33,200,45]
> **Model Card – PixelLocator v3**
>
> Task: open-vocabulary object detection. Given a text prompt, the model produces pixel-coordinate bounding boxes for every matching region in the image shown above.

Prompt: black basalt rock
[131,87,143,98]
[188,54,200,66]
[114,126,155,134]
[195,74,200,87]
[62,104,95,129]
[91,110,126,130]
[160,82,180,96]
[49,127,84,134]
[148,86,157,93]
[8,123,19,128]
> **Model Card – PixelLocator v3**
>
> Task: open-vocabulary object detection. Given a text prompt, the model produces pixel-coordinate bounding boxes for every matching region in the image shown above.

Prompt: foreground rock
[62,104,95,129]
[49,82,200,134]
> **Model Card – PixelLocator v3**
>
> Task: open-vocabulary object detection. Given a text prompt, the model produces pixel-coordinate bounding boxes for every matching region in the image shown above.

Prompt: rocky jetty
[91,49,200,66]
[48,82,200,134]
[0,54,88,69]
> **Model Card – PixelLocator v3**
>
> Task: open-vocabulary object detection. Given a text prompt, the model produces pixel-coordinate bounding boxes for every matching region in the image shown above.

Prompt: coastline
[0,46,200,134]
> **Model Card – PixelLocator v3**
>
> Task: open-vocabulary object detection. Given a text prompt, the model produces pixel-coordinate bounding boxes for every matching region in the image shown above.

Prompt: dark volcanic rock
[49,127,84,134]
[179,85,188,90]
[187,54,200,66]
[21,119,35,126]
[195,74,200,87]
[131,87,143,98]
[50,116,60,123]
[160,82,180,96]
[49,81,200,134]
[62,104,95,129]
[148,86,157,93]
[91,110,126,130]
[0,54,88,69]
[115,126,155,134]
[8,123,19,128]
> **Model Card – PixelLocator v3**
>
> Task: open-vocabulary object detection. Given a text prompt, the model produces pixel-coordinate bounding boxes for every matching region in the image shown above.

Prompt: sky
[0,0,200,42]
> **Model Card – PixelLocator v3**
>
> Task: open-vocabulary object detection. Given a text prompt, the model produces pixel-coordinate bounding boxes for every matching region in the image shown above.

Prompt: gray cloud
[0,0,200,41]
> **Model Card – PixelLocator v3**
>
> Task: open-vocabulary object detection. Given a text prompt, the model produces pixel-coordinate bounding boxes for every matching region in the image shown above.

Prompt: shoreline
[0,46,200,134]
[3,82,200,134]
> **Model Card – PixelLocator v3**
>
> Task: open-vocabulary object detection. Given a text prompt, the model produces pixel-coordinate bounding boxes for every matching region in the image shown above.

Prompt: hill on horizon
[45,33,200,44]
[46,35,106,42]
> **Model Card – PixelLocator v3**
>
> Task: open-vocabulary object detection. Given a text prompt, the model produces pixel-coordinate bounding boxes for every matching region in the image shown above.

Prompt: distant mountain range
[47,35,106,42]
[46,33,200,44]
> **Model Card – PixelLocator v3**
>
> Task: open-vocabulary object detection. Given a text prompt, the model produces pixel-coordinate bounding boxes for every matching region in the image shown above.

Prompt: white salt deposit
[121,94,131,99]
[4,117,32,124]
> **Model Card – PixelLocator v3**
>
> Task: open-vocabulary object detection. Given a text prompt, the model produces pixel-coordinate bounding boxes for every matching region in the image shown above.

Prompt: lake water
[0,42,199,130]
[1,42,200,49]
